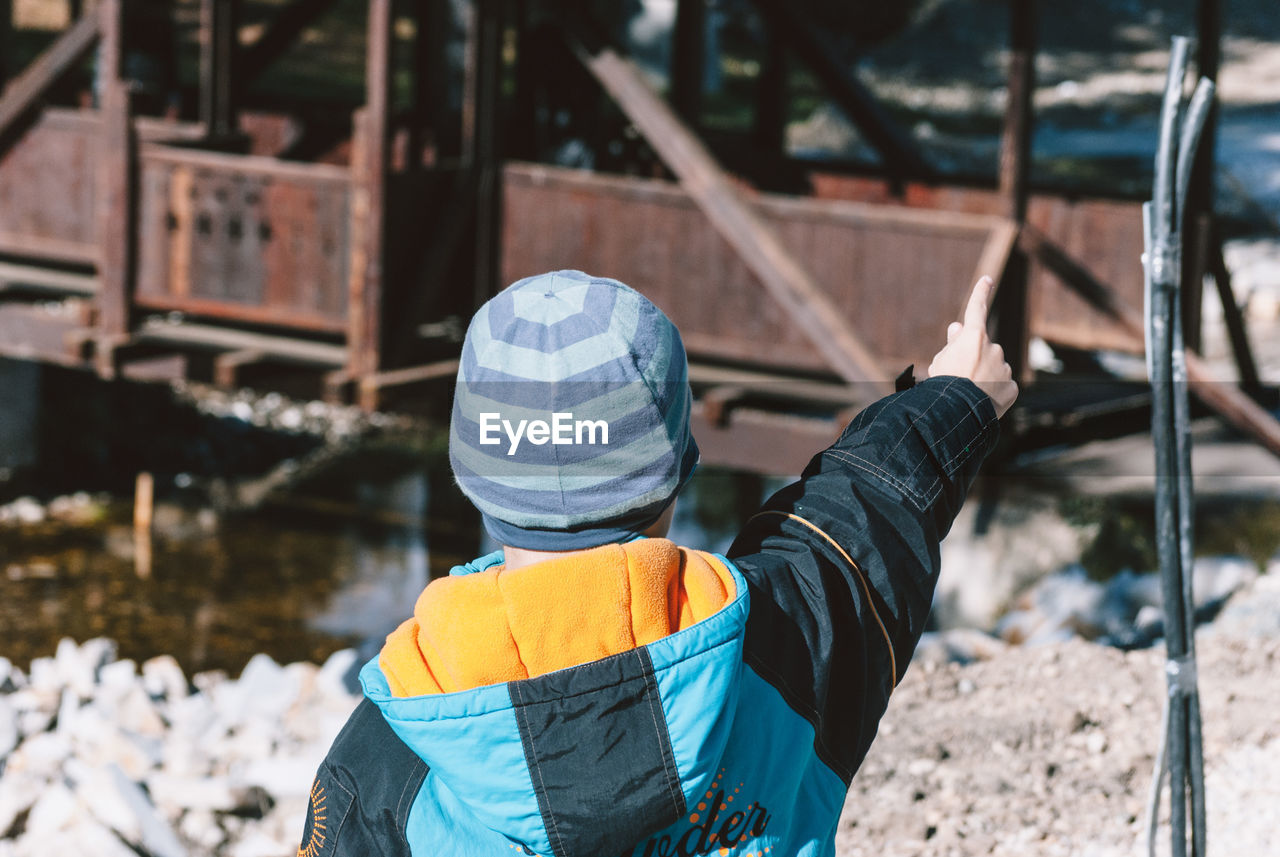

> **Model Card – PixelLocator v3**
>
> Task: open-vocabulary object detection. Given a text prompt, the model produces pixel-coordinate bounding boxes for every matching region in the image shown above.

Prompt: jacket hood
[360,540,750,857]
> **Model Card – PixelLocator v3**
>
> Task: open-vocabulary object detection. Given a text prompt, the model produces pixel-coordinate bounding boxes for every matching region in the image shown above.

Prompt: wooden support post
[213,348,266,388]
[750,0,934,180]
[134,472,153,579]
[565,26,890,390]
[349,0,392,382]
[670,0,705,126]
[993,0,1037,386]
[200,0,241,139]
[1206,219,1264,400]
[470,0,502,307]
[95,0,136,377]
[0,0,12,93]
[751,26,787,159]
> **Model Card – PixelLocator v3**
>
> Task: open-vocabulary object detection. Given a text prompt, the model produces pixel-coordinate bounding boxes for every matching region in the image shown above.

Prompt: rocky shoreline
[0,641,360,857]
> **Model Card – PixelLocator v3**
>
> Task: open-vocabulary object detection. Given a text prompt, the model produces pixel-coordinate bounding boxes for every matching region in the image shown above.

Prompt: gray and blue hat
[449,270,700,550]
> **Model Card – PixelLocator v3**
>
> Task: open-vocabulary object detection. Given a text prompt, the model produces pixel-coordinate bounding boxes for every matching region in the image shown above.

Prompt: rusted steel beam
[565,27,891,390]
[241,0,342,83]
[1022,224,1280,457]
[135,317,347,365]
[349,0,392,378]
[749,0,934,181]
[670,0,706,126]
[200,0,241,138]
[95,77,137,370]
[0,10,99,142]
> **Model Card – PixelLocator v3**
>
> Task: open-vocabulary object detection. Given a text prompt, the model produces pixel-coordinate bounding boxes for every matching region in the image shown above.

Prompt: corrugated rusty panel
[135,146,351,332]
[0,108,204,263]
[503,164,997,375]
[811,172,1148,354]
[0,110,98,262]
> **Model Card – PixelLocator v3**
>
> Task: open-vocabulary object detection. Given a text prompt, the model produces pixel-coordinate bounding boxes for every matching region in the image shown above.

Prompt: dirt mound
[837,577,1280,856]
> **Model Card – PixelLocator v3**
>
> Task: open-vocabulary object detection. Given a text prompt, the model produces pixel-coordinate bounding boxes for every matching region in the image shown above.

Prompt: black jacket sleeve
[297,699,429,857]
[727,376,998,783]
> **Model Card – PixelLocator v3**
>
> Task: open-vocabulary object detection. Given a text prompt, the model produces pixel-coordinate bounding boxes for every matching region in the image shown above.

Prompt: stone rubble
[0,639,361,857]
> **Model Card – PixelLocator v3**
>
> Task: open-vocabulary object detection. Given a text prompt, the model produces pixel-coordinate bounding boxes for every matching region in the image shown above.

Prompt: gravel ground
[836,573,1280,857]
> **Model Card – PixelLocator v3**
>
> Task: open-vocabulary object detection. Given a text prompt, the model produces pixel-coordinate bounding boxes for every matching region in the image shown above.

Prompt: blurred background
[0,1,1278,855]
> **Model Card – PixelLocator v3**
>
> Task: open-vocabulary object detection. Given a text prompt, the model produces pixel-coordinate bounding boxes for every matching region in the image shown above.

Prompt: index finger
[962,276,994,330]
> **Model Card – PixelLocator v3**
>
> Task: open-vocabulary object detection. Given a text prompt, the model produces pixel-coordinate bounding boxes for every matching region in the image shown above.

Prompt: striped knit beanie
[449,270,700,550]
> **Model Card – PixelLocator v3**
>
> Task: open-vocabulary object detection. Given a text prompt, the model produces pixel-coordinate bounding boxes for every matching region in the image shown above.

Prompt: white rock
[15,818,138,857]
[6,731,72,779]
[3,496,46,524]
[142,655,189,702]
[55,637,115,699]
[146,772,244,813]
[102,764,187,857]
[0,697,17,760]
[228,829,291,857]
[27,657,60,694]
[115,683,167,737]
[237,754,317,800]
[317,648,360,699]
[64,759,143,842]
[0,772,42,839]
[55,687,81,736]
[0,656,21,692]
[179,809,225,851]
[24,781,77,836]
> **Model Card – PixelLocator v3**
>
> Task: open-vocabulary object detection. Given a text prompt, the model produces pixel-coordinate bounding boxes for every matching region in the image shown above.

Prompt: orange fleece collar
[379,539,735,697]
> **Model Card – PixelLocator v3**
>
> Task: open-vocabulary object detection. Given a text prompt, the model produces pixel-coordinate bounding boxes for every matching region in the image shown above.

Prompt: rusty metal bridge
[1,0,1276,474]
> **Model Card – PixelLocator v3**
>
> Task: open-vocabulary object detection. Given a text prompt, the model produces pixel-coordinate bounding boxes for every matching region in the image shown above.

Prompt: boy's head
[449,270,699,550]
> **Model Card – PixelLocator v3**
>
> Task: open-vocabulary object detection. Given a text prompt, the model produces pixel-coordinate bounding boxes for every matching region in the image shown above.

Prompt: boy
[299,269,1015,857]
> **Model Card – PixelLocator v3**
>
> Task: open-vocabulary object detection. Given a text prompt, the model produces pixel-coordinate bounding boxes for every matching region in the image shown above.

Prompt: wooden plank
[1022,225,1280,457]
[95,78,136,348]
[970,219,1020,289]
[565,30,892,390]
[0,10,99,140]
[139,143,351,184]
[670,0,705,125]
[0,261,97,294]
[1208,227,1263,398]
[213,348,266,387]
[200,0,241,138]
[135,318,347,365]
[749,0,934,180]
[0,233,97,264]
[348,0,391,377]
[358,358,460,411]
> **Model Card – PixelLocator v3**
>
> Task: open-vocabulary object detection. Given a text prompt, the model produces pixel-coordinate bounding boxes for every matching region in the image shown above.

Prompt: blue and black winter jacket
[298,377,999,857]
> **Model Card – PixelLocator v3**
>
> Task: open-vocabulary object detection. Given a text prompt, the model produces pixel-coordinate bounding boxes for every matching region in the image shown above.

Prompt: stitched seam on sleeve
[876,377,957,463]
[746,510,899,685]
[820,449,928,511]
